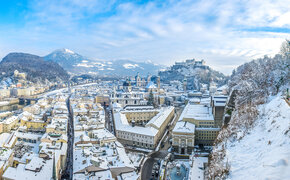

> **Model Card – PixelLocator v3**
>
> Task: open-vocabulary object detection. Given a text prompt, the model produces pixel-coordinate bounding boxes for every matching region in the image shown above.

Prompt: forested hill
[0,52,69,82]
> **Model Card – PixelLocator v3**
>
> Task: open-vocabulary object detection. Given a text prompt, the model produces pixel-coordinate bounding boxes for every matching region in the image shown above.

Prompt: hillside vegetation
[0,53,69,82]
[207,46,290,179]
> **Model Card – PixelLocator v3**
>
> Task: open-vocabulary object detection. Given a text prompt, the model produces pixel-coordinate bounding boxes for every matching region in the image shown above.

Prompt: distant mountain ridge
[0,52,69,82]
[44,48,165,76]
[44,48,87,71]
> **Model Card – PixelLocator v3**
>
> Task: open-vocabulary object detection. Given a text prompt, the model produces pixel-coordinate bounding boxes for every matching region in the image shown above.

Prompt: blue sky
[0,0,289,74]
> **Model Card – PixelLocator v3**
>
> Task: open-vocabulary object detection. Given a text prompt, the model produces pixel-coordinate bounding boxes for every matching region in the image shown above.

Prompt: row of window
[133,141,153,148]
[197,136,216,140]
[199,121,214,124]
[18,138,37,143]
[118,132,153,140]
[119,135,152,144]
[116,100,138,104]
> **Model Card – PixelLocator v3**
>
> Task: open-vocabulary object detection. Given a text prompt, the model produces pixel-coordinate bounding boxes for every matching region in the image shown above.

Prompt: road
[105,105,115,135]
[141,151,169,180]
[62,96,74,180]
[141,107,184,180]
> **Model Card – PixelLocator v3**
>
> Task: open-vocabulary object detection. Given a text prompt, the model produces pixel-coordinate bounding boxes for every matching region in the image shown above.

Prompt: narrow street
[141,151,169,180]
[62,96,74,180]
[105,105,115,135]
[141,107,183,180]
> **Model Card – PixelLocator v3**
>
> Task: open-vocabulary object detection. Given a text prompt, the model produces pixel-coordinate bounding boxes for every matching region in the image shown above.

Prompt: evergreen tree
[147,91,154,106]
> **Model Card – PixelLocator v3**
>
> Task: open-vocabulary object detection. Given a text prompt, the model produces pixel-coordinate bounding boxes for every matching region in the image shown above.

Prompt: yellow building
[195,128,220,146]
[95,95,110,105]
[121,106,159,125]
[0,89,10,98]
[114,106,175,150]
[13,70,26,80]
[0,148,14,180]
[172,104,220,148]
[18,112,47,131]
[1,116,18,133]
[159,96,165,105]
[0,123,3,134]
[172,121,195,154]
[39,133,68,179]
[20,118,47,130]
[88,129,117,146]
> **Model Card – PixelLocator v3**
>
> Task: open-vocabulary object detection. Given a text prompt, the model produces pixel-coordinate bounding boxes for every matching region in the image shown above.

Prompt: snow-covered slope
[221,94,289,180]
[44,49,165,76]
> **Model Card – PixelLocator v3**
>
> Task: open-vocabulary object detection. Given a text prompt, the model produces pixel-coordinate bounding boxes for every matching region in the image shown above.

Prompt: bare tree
[280,39,290,58]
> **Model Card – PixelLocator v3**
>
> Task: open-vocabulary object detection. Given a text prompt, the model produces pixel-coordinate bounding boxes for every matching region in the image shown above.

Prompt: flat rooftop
[179,104,214,121]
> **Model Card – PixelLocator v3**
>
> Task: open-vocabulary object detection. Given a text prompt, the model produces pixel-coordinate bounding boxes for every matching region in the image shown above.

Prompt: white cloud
[0,0,289,75]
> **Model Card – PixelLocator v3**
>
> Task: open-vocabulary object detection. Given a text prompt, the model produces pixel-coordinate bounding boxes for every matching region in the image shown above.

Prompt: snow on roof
[4,132,17,148]
[189,98,201,103]
[41,133,68,142]
[0,133,11,147]
[74,169,112,180]
[0,111,12,117]
[173,121,195,134]
[114,112,158,136]
[91,129,116,141]
[73,140,134,178]
[189,157,208,180]
[200,98,211,106]
[180,104,214,121]
[0,101,9,106]
[146,106,174,130]
[3,116,18,124]
[25,156,43,171]
[21,111,33,117]
[113,102,122,109]
[16,132,43,140]
[3,157,53,180]
[124,106,154,111]
[146,81,157,89]
[0,148,13,161]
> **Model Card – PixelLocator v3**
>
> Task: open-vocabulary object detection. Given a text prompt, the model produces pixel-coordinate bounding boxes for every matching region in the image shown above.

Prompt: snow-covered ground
[225,94,290,180]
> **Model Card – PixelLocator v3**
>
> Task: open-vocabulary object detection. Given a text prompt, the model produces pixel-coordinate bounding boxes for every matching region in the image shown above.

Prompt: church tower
[183,78,187,92]
[157,76,160,91]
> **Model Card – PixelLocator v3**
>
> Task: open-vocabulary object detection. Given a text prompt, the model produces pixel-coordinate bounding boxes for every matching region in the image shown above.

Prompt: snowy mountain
[44,49,165,76]
[44,48,88,71]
